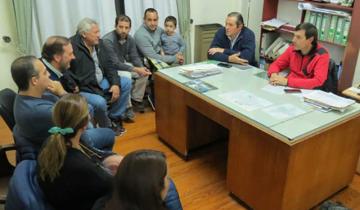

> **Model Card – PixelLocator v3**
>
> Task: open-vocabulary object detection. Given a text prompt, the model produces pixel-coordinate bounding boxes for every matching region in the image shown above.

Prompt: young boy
[160,16,185,57]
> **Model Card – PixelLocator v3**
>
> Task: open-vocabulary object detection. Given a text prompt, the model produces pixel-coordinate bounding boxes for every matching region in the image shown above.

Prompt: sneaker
[121,108,135,123]
[111,119,126,136]
[131,99,145,113]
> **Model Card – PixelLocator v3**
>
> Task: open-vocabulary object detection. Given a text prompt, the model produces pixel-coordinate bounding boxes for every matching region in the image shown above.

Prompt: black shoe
[131,99,145,113]
[111,119,126,136]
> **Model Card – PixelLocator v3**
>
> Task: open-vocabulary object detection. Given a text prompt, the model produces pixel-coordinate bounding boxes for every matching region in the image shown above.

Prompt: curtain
[31,0,117,56]
[124,0,178,36]
[12,0,33,55]
[176,0,191,64]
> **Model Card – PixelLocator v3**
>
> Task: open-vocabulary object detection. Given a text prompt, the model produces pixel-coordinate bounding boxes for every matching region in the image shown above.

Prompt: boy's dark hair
[295,22,318,46]
[115,15,132,27]
[165,16,177,27]
[11,56,39,91]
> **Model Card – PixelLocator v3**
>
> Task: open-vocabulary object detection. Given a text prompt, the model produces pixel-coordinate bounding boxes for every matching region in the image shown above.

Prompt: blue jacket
[208,26,256,66]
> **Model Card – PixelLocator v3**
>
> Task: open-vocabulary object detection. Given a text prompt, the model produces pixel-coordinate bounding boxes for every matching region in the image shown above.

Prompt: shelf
[295,0,353,12]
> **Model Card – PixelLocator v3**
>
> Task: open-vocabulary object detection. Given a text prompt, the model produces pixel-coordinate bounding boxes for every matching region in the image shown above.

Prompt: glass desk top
[158,62,360,142]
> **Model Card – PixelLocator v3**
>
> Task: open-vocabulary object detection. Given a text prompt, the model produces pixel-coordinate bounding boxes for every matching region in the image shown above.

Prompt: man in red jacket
[268,23,330,89]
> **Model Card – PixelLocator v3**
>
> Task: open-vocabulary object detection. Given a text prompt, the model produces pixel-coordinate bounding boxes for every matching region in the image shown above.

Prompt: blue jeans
[165,178,183,210]
[80,92,112,127]
[99,77,131,120]
[80,127,115,152]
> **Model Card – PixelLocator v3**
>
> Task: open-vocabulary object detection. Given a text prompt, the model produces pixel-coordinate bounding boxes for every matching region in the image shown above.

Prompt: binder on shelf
[327,15,338,42]
[342,18,351,45]
[320,14,331,41]
[334,17,345,45]
[304,10,311,23]
[315,13,323,39]
[309,11,317,25]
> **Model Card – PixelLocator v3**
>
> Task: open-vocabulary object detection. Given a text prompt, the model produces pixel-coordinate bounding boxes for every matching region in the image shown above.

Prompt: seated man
[11,55,115,161]
[41,35,115,128]
[69,18,132,135]
[208,12,256,66]
[101,15,151,114]
[134,8,184,66]
[268,23,330,89]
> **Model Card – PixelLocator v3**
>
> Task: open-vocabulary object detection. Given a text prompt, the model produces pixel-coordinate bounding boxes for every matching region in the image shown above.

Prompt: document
[262,104,306,120]
[179,64,222,79]
[219,90,273,111]
[303,90,355,112]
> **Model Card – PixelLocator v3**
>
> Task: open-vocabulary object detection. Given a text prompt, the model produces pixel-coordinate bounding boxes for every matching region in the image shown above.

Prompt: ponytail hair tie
[48,126,74,135]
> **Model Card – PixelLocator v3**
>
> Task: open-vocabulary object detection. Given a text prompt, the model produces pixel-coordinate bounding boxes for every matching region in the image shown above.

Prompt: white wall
[352,52,360,85]
[0,0,20,91]
[189,0,243,63]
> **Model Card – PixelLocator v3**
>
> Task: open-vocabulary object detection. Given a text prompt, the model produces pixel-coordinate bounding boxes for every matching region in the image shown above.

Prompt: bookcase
[260,0,360,91]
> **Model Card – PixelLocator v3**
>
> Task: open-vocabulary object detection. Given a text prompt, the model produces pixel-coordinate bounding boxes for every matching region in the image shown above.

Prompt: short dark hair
[295,22,318,46]
[165,16,177,27]
[115,15,132,27]
[11,56,39,91]
[227,12,244,27]
[41,36,70,62]
[105,150,168,210]
[144,8,158,19]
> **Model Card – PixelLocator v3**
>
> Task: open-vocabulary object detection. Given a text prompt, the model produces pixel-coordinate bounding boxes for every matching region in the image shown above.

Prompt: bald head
[42,36,74,71]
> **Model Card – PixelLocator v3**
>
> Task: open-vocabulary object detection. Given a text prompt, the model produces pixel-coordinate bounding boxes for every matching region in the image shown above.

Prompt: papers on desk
[262,104,306,120]
[303,90,355,112]
[183,79,217,93]
[179,64,222,79]
[220,90,273,111]
[262,84,313,97]
[348,87,360,94]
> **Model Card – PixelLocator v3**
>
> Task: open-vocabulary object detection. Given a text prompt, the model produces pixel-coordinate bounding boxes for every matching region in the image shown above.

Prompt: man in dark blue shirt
[208,12,256,66]
[11,56,115,160]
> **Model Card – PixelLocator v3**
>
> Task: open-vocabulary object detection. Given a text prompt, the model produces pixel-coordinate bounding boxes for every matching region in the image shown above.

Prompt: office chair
[0,88,17,204]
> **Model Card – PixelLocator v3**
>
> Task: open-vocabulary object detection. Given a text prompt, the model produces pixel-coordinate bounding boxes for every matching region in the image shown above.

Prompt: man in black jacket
[69,18,132,135]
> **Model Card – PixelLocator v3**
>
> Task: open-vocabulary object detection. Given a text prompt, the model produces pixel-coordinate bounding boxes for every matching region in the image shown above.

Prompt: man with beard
[101,15,151,114]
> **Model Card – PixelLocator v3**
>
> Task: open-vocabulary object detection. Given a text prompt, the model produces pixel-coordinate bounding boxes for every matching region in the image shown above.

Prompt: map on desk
[183,79,218,93]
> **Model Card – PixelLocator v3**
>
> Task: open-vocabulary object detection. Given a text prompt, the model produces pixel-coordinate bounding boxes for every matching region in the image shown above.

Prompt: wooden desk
[155,65,360,210]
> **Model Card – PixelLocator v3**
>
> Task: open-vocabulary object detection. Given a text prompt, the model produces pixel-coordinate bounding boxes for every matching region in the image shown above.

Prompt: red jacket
[268,44,330,89]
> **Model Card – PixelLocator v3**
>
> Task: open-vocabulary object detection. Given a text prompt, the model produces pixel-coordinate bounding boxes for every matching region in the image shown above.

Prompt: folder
[327,15,338,42]
[320,14,331,41]
[334,17,345,44]
[315,13,323,39]
[342,18,351,45]
[309,11,317,25]
[304,10,311,23]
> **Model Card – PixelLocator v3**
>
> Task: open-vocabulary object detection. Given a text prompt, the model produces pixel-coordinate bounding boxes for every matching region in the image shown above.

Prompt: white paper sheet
[220,90,273,111]
[262,104,306,120]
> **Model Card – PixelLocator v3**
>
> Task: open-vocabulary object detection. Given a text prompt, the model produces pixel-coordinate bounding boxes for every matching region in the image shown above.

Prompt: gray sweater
[101,30,143,72]
[161,32,185,56]
[134,24,176,64]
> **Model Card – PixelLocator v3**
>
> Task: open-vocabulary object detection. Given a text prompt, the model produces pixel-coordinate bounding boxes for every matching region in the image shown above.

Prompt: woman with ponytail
[37,94,121,210]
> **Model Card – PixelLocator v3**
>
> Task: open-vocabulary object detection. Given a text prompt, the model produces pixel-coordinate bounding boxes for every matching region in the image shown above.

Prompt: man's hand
[134,67,152,77]
[109,85,120,103]
[208,47,224,55]
[176,53,184,65]
[47,80,67,96]
[269,73,288,86]
[228,53,248,65]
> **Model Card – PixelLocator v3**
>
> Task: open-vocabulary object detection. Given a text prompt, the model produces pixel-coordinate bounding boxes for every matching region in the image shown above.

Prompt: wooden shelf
[295,0,353,12]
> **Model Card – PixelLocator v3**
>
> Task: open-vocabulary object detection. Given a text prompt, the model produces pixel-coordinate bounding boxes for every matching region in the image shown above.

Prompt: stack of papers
[261,18,288,31]
[303,90,355,112]
[179,64,223,79]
